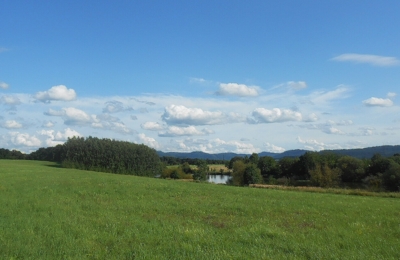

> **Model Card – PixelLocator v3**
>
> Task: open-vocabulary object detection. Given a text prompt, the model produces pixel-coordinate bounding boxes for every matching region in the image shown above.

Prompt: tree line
[1,140,400,191]
[227,152,400,191]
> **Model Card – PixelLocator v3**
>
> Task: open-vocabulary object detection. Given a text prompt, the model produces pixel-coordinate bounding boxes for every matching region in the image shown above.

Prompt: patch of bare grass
[249,184,400,198]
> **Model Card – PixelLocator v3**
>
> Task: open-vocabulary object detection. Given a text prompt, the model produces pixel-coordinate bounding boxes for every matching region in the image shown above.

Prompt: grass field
[1,160,400,259]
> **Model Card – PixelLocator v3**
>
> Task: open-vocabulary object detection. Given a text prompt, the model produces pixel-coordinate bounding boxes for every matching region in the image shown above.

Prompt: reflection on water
[207,174,232,184]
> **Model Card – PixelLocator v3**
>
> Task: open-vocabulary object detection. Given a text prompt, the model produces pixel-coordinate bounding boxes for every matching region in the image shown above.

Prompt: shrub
[309,163,341,188]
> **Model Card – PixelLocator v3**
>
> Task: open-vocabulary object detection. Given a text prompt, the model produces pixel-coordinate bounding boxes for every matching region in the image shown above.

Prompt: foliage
[257,156,279,179]
[309,163,341,188]
[61,136,162,177]
[161,166,192,179]
[382,161,400,191]
[337,156,366,182]
[227,156,243,169]
[231,160,246,185]
[243,163,263,185]
[193,161,208,181]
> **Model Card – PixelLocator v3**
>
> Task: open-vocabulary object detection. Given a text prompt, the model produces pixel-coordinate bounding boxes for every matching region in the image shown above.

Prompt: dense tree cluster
[28,137,162,177]
[0,148,26,160]
[227,152,400,191]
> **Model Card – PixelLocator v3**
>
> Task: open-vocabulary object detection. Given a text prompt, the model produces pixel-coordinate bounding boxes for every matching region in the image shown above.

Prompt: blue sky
[1,1,400,154]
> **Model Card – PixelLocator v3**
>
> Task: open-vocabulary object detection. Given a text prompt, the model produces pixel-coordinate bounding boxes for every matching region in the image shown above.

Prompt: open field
[1,160,400,259]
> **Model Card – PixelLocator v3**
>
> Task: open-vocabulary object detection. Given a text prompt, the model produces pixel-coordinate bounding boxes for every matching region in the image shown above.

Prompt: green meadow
[1,160,399,259]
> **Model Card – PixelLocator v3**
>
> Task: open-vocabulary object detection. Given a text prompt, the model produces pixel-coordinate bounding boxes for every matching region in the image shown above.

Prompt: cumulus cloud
[158,126,214,137]
[387,92,397,99]
[45,107,94,126]
[9,132,41,147]
[297,136,342,151]
[44,107,135,134]
[0,95,21,106]
[332,53,399,66]
[264,142,285,153]
[362,97,393,107]
[42,121,55,128]
[168,138,258,154]
[141,122,165,131]
[162,105,233,125]
[0,82,9,89]
[102,101,133,113]
[40,128,81,146]
[303,113,318,122]
[1,120,23,129]
[34,85,77,103]
[216,83,259,97]
[248,108,302,124]
[137,133,160,149]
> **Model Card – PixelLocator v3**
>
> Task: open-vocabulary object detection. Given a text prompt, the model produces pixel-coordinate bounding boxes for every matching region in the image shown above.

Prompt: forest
[1,137,400,191]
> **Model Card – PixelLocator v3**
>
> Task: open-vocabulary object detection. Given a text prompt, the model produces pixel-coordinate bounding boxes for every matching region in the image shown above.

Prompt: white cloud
[168,138,259,154]
[40,128,82,146]
[332,53,399,66]
[42,121,55,128]
[137,133,160,150]
[362,97,393,107]
[248,108,302,124]
[9,132,41,147]
[159,126,214,137]
[141,122,165,131]
[102,100,133,113]
[296,136,342,151]
[264,142,285,153]
[34,85,77,103]
[323,127,346,135]
[216,83,259,97]
[303,113,318,122]
[0,95,21,106]
[44,107,135,134]
[287,81,307,90]
[1,120,23,129]
[63,107,92,125]
[387,92,397,99]
[0,82,9,89]
[0,47,8,53]
[162,105,233,125]
[189,77,207,84]
[309,86,351,105]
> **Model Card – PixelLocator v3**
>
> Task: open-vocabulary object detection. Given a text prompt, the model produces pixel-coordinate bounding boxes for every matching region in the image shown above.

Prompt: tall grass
[1,160,400,259]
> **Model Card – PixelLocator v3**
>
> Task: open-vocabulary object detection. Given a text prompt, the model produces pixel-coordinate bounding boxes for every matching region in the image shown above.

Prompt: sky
[1,0,400,154]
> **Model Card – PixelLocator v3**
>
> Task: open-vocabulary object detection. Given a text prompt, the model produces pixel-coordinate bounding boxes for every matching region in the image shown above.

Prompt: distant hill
[157,145,400,161]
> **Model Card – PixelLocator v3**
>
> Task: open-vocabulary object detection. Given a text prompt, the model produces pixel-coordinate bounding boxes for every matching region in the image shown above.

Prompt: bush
[382,162,400,191]
[309,164,341,188]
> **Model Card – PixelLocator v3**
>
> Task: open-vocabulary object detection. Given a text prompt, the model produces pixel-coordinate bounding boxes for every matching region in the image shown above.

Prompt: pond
[207,174,232,184]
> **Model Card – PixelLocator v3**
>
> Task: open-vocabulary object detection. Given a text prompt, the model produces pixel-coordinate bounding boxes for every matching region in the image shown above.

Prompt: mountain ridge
[157,145,400,160]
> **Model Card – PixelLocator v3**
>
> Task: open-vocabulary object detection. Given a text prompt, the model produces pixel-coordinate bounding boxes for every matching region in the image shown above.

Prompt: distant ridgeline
[157,145,400,161]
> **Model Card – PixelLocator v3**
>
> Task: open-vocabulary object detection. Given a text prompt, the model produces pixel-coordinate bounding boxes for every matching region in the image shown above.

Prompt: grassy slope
[1,160,399,259]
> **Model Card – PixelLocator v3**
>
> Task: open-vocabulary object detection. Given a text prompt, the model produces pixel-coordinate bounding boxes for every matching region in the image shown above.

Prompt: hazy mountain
[157,145,400,160]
